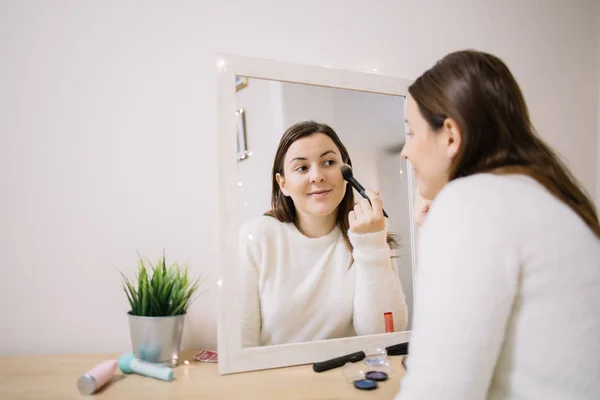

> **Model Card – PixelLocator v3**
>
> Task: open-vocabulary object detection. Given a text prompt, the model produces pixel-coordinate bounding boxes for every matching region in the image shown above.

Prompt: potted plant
[121,253,203,367]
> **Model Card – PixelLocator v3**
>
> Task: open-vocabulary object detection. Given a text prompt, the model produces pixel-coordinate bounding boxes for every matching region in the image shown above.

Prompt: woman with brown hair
[396,50,600,399]
[239,121,408,347]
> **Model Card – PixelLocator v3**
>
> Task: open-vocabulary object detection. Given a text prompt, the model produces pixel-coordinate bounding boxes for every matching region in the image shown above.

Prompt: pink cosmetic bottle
[77,359,119,395]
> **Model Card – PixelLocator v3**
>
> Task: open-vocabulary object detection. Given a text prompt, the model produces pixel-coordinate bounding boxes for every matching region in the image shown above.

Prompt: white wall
[1,0,598,355]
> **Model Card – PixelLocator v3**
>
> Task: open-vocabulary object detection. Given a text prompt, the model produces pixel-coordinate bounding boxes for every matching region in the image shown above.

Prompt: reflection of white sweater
[239,216,408,347]
[397,174,600,400]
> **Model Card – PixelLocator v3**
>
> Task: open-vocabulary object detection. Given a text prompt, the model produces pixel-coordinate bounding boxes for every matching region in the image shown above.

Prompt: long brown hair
[265,121,399,250]
[409,49,600,239]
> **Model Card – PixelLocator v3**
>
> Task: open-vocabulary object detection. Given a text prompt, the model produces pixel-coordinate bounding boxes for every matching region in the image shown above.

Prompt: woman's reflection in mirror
[240,121,408,347]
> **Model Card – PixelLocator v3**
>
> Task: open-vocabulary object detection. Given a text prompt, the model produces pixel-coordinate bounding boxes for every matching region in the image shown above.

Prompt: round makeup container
[363,346,388,368]
[353,379,378,390]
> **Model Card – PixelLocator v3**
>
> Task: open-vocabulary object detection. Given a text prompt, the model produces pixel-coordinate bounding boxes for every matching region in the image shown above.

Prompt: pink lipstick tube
[77,359,118,395]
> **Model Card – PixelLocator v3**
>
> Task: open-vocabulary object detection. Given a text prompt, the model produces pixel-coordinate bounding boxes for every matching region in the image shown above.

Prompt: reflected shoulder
[239,215,286,239]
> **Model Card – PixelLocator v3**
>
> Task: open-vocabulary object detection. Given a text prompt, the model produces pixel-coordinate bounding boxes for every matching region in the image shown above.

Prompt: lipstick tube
[384,312,394,333]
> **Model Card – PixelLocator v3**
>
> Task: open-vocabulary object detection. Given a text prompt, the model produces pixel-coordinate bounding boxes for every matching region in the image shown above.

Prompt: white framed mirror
[216,54,416,374]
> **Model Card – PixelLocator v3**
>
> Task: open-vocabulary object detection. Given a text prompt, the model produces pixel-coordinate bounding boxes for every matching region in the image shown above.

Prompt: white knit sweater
[239,216,408,347]
[397,173,600,400]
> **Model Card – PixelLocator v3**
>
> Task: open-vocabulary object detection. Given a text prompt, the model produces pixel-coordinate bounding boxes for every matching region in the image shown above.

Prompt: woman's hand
[414,187,432,226]
[349,190,386,234]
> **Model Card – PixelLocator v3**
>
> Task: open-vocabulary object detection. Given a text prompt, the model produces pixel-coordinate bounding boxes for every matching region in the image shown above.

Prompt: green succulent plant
[122,253,203,317]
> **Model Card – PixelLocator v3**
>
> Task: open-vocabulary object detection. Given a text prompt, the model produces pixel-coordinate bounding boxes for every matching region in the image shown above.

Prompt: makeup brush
[341,164,389,218]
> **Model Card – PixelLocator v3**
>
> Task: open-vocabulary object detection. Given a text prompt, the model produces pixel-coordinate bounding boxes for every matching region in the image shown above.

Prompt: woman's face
[276,133,347,220]
[401,95,455,200]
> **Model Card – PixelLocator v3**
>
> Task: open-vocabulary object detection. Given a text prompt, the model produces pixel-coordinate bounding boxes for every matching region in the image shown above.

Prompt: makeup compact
[363,346,388,367]
[365,370,388,381]
[353,379,378,390]
[342,362,390,391]
[342,360,364,380]
[341,346,392,391]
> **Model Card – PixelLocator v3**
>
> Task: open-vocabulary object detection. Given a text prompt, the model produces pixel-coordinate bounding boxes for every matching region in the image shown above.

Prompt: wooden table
[0,350,407,399]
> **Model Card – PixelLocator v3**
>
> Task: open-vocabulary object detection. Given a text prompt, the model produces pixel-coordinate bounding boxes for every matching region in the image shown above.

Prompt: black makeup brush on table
[340,164,389,218]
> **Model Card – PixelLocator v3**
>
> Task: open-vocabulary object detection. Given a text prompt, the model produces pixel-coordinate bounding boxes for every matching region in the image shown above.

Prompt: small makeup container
[342,362,378,390]
[341,345,393,391]
[365,370,389,381]
[77,359,118,395]
[353,379,378,390]
[363,346,388,368]
[362,346,391,382]
[342,361,367,382]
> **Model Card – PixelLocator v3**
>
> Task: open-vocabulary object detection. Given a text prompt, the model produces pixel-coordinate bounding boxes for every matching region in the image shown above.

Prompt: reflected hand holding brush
[340,163,389,219]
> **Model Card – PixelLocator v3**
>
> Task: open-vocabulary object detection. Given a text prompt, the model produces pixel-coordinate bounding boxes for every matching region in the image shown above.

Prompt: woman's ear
[442,117,461,159]
[275,173,290,197]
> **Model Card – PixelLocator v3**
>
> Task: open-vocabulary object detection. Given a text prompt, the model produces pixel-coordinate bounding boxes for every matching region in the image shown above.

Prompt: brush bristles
[340,164,353,180]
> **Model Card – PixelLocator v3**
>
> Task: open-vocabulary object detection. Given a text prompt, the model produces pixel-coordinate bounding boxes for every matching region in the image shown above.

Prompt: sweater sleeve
[395,181,520,400]
[350,228,409,335]
[239,223,261,348]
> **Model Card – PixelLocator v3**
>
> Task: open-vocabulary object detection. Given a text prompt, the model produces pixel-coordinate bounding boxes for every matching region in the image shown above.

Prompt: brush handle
[313,351,365,372]
[385,341,409,356]
[358,190,389,218]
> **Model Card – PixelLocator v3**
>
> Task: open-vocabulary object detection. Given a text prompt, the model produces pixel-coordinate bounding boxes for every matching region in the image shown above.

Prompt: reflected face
[276,133,347,219]
[401,95,452,200]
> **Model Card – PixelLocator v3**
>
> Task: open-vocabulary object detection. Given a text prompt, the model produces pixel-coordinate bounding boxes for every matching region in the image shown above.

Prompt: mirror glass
[234,76,414,348]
